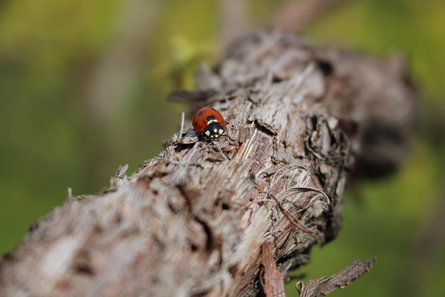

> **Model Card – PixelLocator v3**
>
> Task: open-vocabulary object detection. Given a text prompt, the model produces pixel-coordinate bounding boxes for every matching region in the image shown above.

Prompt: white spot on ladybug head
[203,122,225,139]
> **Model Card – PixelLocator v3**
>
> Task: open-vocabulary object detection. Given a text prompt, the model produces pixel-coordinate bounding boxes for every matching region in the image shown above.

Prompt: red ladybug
[192,107,226,139]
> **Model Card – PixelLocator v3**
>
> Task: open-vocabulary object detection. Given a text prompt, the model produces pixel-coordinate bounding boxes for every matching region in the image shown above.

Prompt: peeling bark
[296,257,377,297]
[261,240,286,297]
[0,31,416,297]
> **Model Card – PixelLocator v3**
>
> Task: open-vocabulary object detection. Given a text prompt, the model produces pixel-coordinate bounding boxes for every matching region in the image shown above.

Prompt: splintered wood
[296,257,378,297]
[261,241,286,297]
[0,31,416,297]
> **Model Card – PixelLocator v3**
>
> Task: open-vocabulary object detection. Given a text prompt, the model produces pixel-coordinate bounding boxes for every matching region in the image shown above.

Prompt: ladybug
[192,107,226,139]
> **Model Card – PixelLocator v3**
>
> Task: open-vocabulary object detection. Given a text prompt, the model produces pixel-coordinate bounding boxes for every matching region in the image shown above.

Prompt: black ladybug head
[203,122,225,139]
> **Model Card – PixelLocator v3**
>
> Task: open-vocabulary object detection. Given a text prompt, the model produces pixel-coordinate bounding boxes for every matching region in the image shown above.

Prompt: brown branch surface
[0,31,416,297]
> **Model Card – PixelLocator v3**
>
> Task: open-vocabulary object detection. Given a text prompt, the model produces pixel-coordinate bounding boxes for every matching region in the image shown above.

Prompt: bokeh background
[1,0,444,296]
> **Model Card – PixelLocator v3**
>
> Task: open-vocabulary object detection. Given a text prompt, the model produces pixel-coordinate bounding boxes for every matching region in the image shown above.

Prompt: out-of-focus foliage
[0,0,444,296]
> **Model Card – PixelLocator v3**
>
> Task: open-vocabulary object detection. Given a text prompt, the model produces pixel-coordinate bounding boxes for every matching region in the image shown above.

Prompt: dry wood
[296,257,377,297]
[261,240,286,297]
[0,30,416,297]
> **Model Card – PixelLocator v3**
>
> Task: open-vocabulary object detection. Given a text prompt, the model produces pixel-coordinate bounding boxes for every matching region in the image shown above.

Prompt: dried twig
[296,257,378,297]
[271,0,342,32]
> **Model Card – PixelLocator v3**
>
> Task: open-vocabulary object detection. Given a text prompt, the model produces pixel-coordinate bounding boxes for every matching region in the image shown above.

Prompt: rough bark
[0,30,416,297]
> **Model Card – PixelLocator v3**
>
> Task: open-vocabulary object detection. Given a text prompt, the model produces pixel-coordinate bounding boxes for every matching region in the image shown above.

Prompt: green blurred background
[0,0,444,296]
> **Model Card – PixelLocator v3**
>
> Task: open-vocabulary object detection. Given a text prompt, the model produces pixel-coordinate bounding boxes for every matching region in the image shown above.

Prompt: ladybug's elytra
[192,107,226,139]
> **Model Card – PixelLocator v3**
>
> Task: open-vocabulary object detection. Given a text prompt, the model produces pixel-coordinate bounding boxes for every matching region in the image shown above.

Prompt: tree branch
[0,30,416,297]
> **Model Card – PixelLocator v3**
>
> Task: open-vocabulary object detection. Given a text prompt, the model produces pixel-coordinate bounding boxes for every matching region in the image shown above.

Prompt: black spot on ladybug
[194,122,198,126]
[206,115,216,121]
[198,111,203,116]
